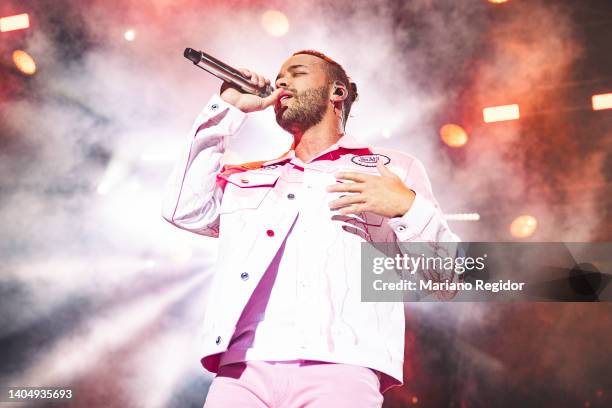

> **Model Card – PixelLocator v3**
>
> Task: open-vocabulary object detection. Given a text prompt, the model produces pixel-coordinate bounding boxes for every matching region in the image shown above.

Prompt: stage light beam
[261,10,289,37]
[0,13,29,32]
[12,50,36,75]
[592,93,612,111]
[440,124,468,147]
[483,104,520,123]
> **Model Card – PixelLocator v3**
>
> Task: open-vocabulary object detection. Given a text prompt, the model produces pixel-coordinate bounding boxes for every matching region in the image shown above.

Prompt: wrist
[395,189,416,218]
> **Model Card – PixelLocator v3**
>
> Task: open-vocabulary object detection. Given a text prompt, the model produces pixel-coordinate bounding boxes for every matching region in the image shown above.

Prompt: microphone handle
[184,48,274,97]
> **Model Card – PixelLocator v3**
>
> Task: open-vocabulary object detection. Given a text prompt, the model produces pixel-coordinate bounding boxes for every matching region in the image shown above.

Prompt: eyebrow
[275,64,309,81]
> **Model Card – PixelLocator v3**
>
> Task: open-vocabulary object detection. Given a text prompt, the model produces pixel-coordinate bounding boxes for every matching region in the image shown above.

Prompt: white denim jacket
[162,94,460,393]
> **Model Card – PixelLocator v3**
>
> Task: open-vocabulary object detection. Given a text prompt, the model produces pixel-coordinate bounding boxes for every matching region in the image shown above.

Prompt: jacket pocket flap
[224,171,280,188]
[220,172,280,213]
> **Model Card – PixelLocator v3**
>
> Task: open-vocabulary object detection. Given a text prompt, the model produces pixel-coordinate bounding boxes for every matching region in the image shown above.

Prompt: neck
[292,111,344,162]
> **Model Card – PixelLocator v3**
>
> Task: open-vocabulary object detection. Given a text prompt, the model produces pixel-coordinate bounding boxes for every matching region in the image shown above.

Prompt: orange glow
[440,124,468,147]
[12,50,36,75]
[510,215,537,239]
[488,0,509,3]
[411,396,419,404]
[592,93,612,111]
[483,104,520,123]
[0,13,29,32]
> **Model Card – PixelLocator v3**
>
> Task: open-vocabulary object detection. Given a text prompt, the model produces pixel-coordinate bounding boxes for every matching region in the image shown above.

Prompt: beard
[275,84,329,133]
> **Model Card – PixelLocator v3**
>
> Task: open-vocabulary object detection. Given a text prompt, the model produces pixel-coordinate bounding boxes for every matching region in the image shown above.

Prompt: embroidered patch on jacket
[351,154,391,167]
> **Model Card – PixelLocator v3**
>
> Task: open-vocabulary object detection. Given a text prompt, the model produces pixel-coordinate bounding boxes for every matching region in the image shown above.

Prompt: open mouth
[278,90,294,104]
[275,91,294,113]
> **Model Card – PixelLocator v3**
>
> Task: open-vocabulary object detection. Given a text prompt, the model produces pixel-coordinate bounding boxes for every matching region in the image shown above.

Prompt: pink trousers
[203,359,384,408]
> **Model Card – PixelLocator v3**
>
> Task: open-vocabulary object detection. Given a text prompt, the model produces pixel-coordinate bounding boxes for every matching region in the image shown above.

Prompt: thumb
[260,88,283,109]
[376,160,393,177]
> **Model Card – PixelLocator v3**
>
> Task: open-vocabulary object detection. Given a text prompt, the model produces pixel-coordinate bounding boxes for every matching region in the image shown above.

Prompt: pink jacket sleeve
[387,158,462,296]
[161,94,247,237]
[387,157,460,243]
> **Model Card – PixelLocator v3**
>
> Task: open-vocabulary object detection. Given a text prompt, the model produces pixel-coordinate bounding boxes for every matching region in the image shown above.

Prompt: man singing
[162,50,460,407]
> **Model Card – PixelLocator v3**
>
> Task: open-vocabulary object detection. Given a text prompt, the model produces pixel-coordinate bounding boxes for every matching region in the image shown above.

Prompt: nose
[275,77,288,89]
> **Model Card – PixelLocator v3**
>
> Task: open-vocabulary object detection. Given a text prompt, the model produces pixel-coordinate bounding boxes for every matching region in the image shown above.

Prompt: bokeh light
[261,10,289,37]
[510,214,538,238]
[445,212,481,221]
[439,123,468,147]
[0,13,29,32]
[12,50,36,75]
[124,29,136,41]
[483,104,520,123]
[592,93,612,111]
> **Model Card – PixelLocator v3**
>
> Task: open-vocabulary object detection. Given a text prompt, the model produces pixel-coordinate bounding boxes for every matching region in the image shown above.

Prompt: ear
[330,81,348,103]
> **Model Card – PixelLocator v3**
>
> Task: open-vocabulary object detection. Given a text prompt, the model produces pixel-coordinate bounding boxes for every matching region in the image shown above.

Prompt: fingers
[255,73,265,88]
[261,87,283,109]
[245,70,261,87]
[326,182,364,193]
[334,171,369,183]
[329,194,366,210]
[376,160,390,175]
[338,203,365,215]
[239,68,267,89]
[239,68,251,79]
[376,161,398,179]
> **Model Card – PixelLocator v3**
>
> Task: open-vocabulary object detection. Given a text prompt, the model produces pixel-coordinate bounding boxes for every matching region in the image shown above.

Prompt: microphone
[184,48,274,97]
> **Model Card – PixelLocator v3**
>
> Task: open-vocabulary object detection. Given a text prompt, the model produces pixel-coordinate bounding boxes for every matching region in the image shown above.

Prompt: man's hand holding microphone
[220,68,282,113]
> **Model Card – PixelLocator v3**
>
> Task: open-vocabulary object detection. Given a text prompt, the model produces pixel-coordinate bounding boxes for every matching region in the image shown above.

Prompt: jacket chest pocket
[219,171,280,214]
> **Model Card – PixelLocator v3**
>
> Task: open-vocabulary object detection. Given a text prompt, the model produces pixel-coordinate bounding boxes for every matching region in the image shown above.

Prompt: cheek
[294,78,321,93]
[291,82,306,95]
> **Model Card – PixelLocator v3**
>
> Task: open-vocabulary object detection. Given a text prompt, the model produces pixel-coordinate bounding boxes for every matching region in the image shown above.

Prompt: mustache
[280,88,299,97]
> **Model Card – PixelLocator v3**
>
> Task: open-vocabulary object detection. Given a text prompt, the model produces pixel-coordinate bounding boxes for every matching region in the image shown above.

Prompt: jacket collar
[261,149,296,167]
[336,133,370,149]
[262,133,369,167]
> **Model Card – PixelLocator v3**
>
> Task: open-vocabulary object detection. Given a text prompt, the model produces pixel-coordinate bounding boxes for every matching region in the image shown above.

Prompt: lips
[279,90,294,100]
[275,90,294,112]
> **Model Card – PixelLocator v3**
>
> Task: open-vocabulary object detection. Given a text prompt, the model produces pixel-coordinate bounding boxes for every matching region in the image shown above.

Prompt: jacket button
[215,336,221,345]
[240,272,249,280]
[287,193,295,199]
[266,229,274,237]
[240,178,250,184]
[397,225,406,232]
[211,103,219,111]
